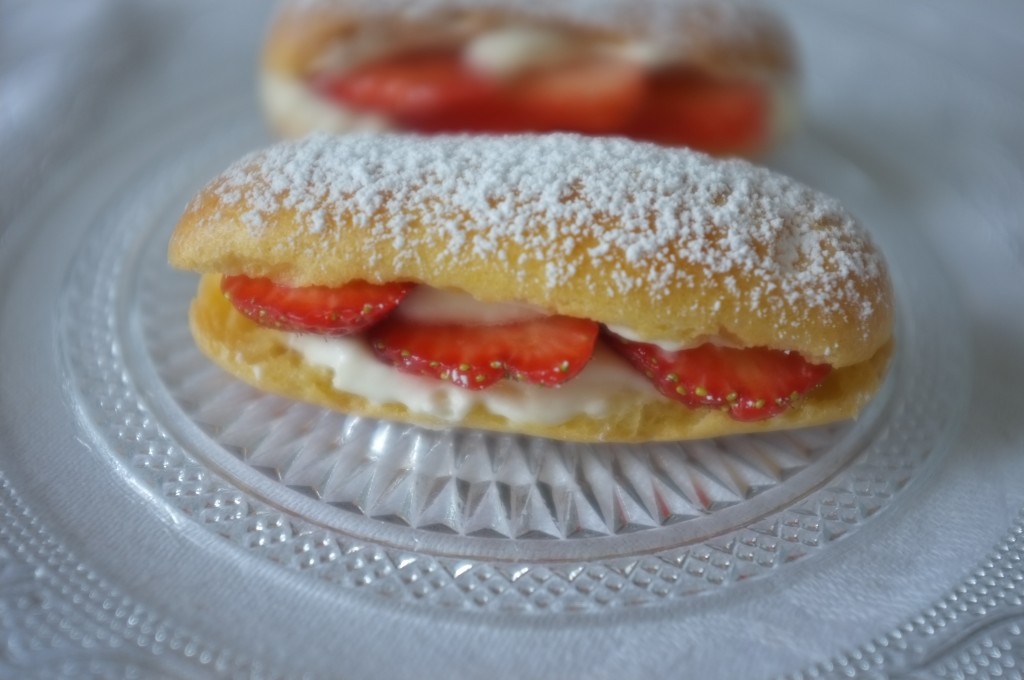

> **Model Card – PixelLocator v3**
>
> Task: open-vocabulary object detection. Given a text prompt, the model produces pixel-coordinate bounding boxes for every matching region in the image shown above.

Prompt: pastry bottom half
[189,274,894,443]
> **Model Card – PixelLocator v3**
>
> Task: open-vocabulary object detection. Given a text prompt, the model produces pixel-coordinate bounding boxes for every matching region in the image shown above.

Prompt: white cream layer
[465,26,590,77]
[465,25,687,76]
[286,334,661,425]
[302,24,670,82]
[395,286,546,324]
[284,283,665,425]
[261,74,390,135]
[604,323,694,351]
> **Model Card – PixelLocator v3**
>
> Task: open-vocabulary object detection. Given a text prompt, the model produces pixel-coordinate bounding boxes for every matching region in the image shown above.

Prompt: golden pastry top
[169,133,892,367]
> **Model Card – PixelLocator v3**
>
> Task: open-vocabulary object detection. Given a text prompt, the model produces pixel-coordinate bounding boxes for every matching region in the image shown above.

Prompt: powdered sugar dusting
[205,132,885,327]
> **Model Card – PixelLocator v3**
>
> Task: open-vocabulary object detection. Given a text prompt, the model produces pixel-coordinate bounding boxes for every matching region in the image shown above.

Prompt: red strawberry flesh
[222,275,414,336]
[605,332,831,421]
[367,316,600,390]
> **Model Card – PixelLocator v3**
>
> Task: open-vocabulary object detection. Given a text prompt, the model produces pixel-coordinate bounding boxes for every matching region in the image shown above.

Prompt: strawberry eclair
[261,0,798,157]
[169,134,893,442]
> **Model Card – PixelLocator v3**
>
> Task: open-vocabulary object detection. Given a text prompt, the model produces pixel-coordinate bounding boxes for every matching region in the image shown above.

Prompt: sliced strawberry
[312,52,645,135]
[222,275,414,336]
[508,60,647,133]
[625,70,768,155]
[367,316,600,390]
[605,333,831,422]
[311,52,500,119]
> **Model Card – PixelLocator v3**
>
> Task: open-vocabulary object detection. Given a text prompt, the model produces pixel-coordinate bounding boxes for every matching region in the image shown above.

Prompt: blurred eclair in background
[261,0,798,157]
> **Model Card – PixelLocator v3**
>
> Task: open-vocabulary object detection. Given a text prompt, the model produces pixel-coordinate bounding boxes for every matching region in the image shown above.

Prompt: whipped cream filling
[395,286,546,324]
[286,334,661,425]
[603,324,746,353]
[603,323,696,352]
[464,26,591,77]
[304,23,671,83]
[463,26,689,76]
[262,74,390,135]
[278,285,660,424]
